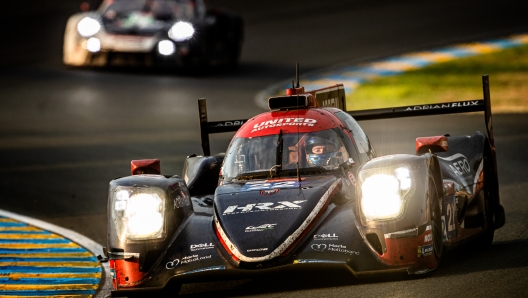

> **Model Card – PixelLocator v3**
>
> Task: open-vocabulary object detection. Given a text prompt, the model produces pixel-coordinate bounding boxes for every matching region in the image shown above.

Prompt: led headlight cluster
[112,186,166,240]
[77,17,101,37]
[168,21,195,42]
[360,167,412,222]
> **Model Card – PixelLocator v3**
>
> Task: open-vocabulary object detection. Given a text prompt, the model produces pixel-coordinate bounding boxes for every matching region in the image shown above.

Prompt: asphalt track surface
[1,0,528,297]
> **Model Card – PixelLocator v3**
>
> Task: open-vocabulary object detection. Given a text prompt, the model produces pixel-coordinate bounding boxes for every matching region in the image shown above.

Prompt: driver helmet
[305,135,341,166]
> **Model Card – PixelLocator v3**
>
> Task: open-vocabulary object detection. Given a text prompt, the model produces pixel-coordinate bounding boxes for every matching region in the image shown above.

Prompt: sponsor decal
[438,154,472,179]
[190,243,214,251]
[327,244,360,256]
[250,117,317,133]
[417,244,434,257]
[223,200,307,215]
[260,189,279,196]
[313,233,339,241]
[166,258,180,269]
[174,195,189,209]
[247,248,268,252]
[166,255,212,269]
[404,101,479,111]
[320,97,340,108]
[424,233,433,243]
[215,120,244,127]
[311,244,327,252]
[245,223,277,232]
[450,159,471,176]
[241,180,307,191]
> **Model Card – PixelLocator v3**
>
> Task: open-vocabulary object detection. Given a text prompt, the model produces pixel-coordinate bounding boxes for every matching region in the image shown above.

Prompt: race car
[104,74,505,296]
[63,0,243,68]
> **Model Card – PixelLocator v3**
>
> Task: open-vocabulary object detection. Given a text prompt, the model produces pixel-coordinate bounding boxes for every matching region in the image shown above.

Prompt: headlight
[77,17,101,37]
[360,167,412,222]
[112,186,165,240]
[168,21,195,42]
[85,37,101,52]
[158,40,175,56]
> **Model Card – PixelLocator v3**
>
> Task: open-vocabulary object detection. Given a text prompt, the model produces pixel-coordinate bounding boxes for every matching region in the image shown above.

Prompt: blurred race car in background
[104,74,505,296]
[63,0,243,68]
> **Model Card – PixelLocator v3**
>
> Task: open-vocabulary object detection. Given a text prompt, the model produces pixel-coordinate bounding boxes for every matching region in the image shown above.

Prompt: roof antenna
[296,84,301,183]
[296,114,301,182]
[295,63,300,88]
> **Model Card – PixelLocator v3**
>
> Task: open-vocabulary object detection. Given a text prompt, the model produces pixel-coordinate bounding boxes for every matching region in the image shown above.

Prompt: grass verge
[346,44,528,113]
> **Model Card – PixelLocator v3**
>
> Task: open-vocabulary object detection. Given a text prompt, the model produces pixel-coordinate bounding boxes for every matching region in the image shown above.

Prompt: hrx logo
[223,200,306,215]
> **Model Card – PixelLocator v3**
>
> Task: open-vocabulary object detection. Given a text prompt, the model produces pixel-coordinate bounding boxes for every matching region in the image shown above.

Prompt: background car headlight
[77,17,101,37]
[112,187,165,240]
[85,37,101,52]
[158,40,175,56]
[168,21,195,42]
[360,167,412,222]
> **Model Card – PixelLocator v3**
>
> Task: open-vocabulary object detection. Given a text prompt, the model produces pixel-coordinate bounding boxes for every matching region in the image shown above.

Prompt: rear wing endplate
[198,75,494,156]
[349,75,494,146]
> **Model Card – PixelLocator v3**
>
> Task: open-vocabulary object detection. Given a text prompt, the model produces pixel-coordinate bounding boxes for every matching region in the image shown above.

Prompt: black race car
[104,75,505,296]
[63,0,243,68]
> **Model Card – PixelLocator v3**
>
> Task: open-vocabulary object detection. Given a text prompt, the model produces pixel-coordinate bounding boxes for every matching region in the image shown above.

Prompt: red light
[286,87,305,95]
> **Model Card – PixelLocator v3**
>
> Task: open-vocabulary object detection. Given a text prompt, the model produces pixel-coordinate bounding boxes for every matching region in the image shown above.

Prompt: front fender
[107,175,194,288]
[355,154,440,255]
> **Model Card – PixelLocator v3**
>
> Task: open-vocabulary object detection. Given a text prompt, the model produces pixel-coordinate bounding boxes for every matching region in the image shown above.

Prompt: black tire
[474,156,497,248]
[430,179,443,264]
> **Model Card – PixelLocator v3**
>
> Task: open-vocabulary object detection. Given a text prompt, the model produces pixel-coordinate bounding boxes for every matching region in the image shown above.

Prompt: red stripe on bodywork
[214,224,240,262]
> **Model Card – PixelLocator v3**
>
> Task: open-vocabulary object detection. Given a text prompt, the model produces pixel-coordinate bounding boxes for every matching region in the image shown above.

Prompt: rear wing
[198,75,494,156]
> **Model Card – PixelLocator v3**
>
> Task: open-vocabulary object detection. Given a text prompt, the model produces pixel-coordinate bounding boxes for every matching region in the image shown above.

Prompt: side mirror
[340,158,356,170]
[416,136,448,154]
[80,2,90,12]
[131,159,161,175]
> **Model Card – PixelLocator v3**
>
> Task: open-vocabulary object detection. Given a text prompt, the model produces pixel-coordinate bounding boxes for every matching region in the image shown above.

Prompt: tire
[430,179,443,264]
[474,156,497,248]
